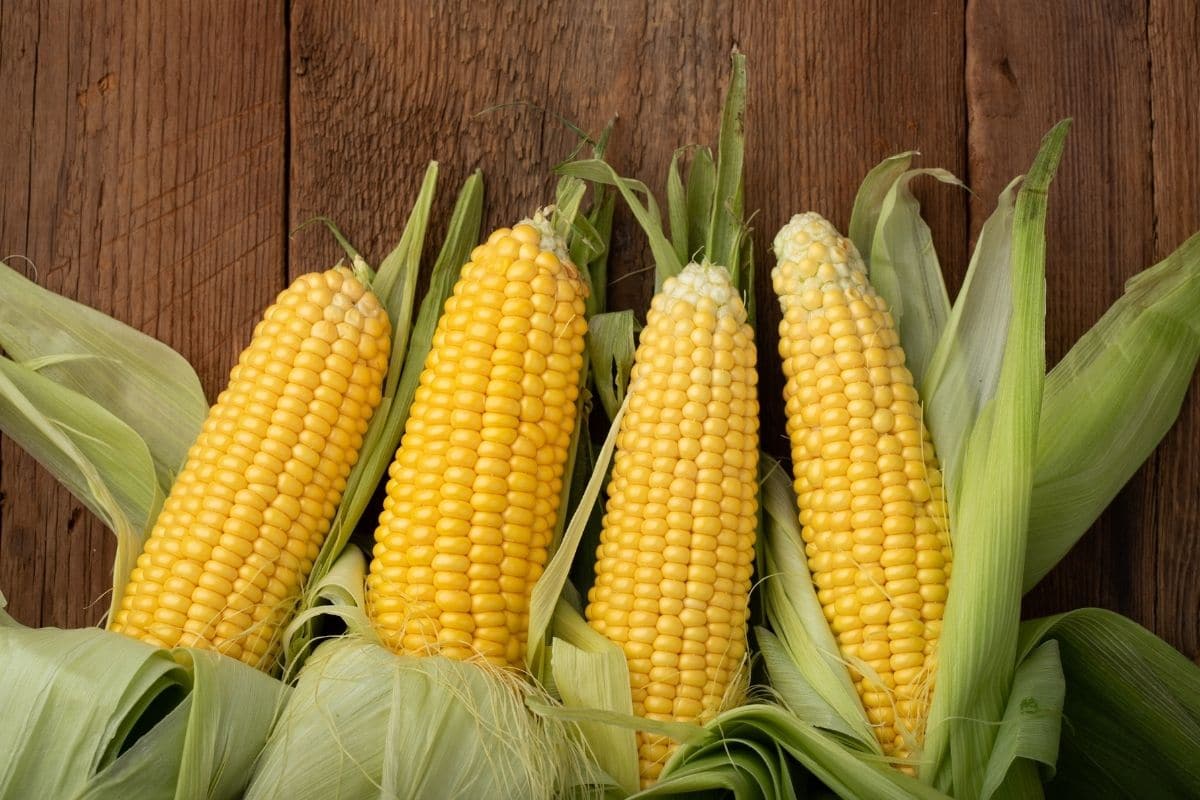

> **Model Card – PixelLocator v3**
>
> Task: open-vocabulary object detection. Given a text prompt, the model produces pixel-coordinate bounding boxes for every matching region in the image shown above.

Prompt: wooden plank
[289,0,966,464]
[288,0,727,303]
[1149,0,1200,660]
[0,1,287,629]
[734,0,967,459]
[0,0,42,624]
[965,0,1194,649]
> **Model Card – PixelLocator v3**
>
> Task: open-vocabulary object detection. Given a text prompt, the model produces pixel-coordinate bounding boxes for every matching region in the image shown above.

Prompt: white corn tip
[661,262,747,323]
[771,212,872,312]
[521,207,572,264]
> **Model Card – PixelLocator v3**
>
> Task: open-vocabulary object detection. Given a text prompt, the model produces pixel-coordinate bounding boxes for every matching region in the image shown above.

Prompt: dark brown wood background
[1,2,1197,662]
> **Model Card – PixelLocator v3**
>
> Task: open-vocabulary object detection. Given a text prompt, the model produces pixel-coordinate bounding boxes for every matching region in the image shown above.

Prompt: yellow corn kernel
[772,212,952,770]
[586,263,760,787]
[109,267,391,671]
[366,217,588,670]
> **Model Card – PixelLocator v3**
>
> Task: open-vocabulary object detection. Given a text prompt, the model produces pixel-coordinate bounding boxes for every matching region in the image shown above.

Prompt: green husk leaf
[0,261,206,489]
[247,639,580,800]
[548,363,593,585]
[528,701,705,748]
[634,731,799,800]
[739,223,756,327]
[0,616,284,800]
[157,649,287,800]
[668,151,690,266]
[706,52,748,281]
[372,161,439,356]
[286,171,484,667]
[686,149,716,265]
[561,118,616,317]
[848,152,916,263]
[551,603,641,795]
[587,311,639,421]
[978,641,1064,800]
[556,160,683,288]
[21,352,114,371]
[555,176,590,247]
[1025,229,1200,590]
[924,120,1069,794]
[387,170,485,427]
[635,747,789,800]
[527,396,626,672]
[0,356,161,616]
[281,549,375,667]
[867,168,962,386]
[581,187,617,318]
[759,458,878,750]
[921,176,1019,491]
[565,423,605,598]
[567,212,604,296]
[756,629,862,744]
[1017,609,1200,798]
[662,705,951,800]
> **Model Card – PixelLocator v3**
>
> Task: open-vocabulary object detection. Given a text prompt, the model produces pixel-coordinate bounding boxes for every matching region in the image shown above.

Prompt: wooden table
[1,2,1197,662]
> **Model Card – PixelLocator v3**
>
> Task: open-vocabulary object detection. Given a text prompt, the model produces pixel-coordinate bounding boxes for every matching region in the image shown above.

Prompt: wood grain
[0,0,286,628]
[733,0,967,460]
[969,0,1157,630]
[287,0,734,304]
[966,0,1200,657]
[289,0,967,462]
[1149,0,1200,660]
[0,2,1197,658]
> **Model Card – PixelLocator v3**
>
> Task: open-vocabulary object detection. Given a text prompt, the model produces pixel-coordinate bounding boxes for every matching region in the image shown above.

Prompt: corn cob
[109,267,391,670]
[366,217,589,668]
[772,212,952,766]
[586,263,759,786]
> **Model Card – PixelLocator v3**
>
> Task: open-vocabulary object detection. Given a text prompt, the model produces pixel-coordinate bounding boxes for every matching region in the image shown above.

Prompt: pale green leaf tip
[351,254,375,286]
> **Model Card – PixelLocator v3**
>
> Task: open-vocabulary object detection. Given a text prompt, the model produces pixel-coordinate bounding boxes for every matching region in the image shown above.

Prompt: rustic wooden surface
[1,2,1197,659]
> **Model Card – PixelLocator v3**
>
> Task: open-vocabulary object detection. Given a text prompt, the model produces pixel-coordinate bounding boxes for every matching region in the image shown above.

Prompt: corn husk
[847,156,963,386]
[0,609,285,800]
[0,259,209,617]
[548,604,642,795]
[0,261,207,488]
[920,123,1068,795]
[586,310,638,422]
[1018,609,1200,796]
[1024,230,1200,589]
[704,52,748,284]
[0,354,162,614]
[245,551,585,800]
